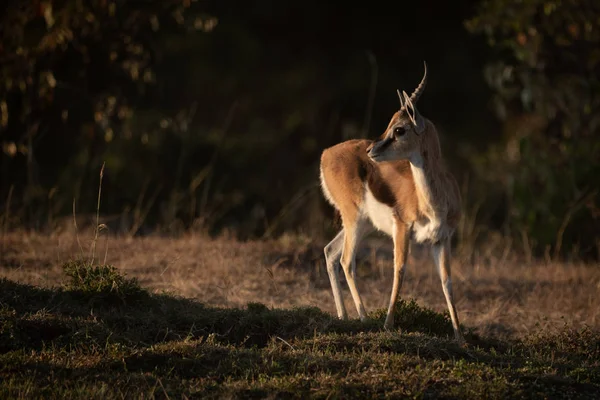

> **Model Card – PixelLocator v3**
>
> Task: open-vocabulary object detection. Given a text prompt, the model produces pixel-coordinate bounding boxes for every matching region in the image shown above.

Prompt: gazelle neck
[409,147,446,219]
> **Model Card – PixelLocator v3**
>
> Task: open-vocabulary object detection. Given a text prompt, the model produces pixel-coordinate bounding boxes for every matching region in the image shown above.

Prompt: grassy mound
[1,261,599,399]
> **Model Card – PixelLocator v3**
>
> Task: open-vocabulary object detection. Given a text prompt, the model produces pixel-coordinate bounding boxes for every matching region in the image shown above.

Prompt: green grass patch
[62,260,140,294]
[1,262,599,399]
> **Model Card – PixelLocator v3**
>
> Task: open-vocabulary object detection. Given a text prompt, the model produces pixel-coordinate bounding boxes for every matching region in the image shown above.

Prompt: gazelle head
[367,62,429,162]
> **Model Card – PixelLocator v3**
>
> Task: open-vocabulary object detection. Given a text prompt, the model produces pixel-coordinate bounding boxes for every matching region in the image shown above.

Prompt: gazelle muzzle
[367,136,393,160]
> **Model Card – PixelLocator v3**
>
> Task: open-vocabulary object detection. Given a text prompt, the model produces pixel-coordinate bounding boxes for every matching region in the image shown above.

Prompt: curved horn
[409,61,427,104]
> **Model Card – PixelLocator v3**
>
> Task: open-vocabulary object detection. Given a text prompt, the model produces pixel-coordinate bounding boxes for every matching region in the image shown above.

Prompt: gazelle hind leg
[339,217,371,321]
[324,229,347,319]
[432,239,465,343]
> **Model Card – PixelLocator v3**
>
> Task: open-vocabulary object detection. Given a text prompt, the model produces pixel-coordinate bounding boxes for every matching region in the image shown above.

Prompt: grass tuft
[62,259,147,305]
[369,298,455,337]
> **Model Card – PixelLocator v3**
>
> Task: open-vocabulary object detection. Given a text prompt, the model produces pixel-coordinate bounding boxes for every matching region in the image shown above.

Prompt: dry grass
[1,229,599,339]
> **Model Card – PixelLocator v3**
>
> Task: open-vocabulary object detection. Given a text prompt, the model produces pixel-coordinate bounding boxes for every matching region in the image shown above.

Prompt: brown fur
[320,115,461,233]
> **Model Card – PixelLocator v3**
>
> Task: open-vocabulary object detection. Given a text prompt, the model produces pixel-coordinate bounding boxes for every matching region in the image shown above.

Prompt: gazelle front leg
[432,238,465,343]
[384,221,409,330]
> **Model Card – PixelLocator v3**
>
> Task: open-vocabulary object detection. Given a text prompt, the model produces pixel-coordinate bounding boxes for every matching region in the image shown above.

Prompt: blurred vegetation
[0,0,218,233]
[464,0,600,261]
[0,0,598,261]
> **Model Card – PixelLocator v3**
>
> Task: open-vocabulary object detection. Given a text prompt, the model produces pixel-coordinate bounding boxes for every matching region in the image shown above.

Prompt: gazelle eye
[393,126,405,136]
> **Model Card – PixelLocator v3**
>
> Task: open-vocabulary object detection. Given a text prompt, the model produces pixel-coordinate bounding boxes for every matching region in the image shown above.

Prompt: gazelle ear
[402,91,425,135]
[397,89,405,110]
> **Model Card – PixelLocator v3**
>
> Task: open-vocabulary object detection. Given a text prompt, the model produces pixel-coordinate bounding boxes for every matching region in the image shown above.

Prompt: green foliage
[464,0,600,260]
[0,0,215,228]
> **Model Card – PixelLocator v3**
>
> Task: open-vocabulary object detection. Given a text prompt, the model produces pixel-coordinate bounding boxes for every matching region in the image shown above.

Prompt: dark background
[1,0,598,261]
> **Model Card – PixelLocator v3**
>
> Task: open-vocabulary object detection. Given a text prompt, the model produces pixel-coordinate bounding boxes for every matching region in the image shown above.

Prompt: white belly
[363,188,395,236]
[362,188,454,244]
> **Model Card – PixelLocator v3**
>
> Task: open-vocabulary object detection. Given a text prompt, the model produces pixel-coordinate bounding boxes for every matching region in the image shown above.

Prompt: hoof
[383,319,394,331]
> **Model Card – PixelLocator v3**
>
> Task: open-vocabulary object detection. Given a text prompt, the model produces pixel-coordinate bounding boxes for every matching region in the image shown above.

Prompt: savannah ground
[1,228,600,398]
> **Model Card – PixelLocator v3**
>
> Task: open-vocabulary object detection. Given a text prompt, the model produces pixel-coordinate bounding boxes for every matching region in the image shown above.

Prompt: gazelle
[319,62,465,343]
